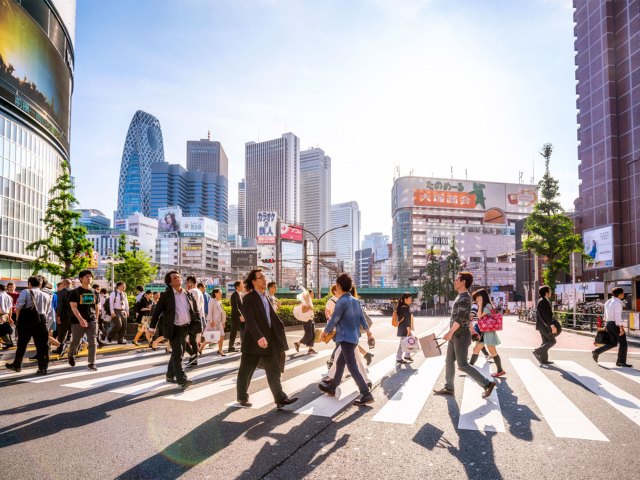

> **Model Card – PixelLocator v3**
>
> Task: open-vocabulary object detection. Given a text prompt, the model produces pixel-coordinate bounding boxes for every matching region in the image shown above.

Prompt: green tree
[422,247,444,307]
[107,234,158,293]
[26,162,93,277]
[523,143,583,295]
[444,237,462,300]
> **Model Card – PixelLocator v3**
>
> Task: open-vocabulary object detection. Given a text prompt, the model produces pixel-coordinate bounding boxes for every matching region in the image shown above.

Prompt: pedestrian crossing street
[3,347,640,442]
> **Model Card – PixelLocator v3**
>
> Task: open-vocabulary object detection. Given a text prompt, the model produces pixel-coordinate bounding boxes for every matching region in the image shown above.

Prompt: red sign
[280,224,303,242]
[414,189,477,209]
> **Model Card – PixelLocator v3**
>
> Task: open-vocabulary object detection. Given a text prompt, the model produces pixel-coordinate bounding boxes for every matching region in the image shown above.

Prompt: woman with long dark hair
[470,289,506,377]
[396,293,413,364]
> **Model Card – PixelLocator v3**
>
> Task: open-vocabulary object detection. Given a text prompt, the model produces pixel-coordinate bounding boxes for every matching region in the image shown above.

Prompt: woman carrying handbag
[469,289,506,378]
[200,288,226,356]
[396,293,414,364]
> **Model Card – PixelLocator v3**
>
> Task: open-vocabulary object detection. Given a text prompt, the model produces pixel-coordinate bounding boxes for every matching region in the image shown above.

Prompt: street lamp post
[300,224,349,298]
[102,255,125,291]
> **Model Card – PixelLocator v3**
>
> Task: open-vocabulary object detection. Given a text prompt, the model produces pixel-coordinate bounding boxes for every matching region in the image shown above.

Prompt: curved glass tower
[116,110,165,219]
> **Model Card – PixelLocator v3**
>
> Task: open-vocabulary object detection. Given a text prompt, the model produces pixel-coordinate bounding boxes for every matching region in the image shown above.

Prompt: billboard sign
[257,211,277,244]
[583,225,614,270]
[0,0,73,154]
[393,177,538,215]
[280,223,303,242]
[158,206,182,235]
[231,249,257,269]
[181,217,219,238]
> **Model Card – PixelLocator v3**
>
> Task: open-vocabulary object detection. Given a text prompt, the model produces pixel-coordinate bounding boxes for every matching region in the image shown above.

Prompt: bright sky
[71,0,578,241]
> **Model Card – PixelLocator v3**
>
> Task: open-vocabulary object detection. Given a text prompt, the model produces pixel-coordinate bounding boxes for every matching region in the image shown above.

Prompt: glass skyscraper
[0,0,76,282]
[116,110,165,219]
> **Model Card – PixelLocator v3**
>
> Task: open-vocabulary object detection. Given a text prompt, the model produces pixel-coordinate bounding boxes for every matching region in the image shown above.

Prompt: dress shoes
[5,363,20,372]
[36,368,47,375]
[540,361,554,365]
[353,395,374,406]
[318,382,336,397]
[532,350,542,363]
[616,362,633,368]
[88,363,98,371]
[237,399,252,407]
[165,376,178,383]
[482,381,496,399]
[179,380,193,390]
[276,397,299,409]
[592,351,599,363]
[68,355,76,367]
[433,387,454,395]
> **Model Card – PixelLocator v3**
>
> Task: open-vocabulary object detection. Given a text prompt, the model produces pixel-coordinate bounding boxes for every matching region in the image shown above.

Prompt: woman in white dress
[199,288,226,356]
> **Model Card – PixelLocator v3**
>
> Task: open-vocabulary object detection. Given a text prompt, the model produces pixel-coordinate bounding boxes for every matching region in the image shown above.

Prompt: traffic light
[262,258,275,264]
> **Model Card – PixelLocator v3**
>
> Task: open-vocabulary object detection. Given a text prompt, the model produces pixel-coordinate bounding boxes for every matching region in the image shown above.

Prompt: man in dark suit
[149,270,201,389]
[236,269,298,409]
[533,285,557,365]
[228,280,244,353]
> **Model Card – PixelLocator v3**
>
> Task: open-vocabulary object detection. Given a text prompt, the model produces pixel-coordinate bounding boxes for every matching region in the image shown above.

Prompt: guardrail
[517,308,602,332]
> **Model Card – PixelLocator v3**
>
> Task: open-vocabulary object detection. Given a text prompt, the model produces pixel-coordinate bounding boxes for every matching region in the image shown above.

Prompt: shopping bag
[418,333,446,358]
[401,335,418,353]
[478,309,503,332]
[203,331,221,343]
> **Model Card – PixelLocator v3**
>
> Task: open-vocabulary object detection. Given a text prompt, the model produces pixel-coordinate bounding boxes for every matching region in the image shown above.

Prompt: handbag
[551,319,562,337]
[293,304,314,322]
[478,309,503,332]
[401,335,418,353]
[418,333,446,358]
[594,328,609,347]
[322,330,336,344]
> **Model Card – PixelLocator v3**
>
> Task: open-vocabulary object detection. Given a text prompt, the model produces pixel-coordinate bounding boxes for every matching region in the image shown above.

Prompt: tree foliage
[107,234,158,293]
[444,237,462,300]
[523,143,583,295]
[422,247,444,307]
[26,162,93,277]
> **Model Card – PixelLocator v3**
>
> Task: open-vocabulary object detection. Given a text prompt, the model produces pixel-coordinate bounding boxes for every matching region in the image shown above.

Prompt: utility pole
[303,239,308,288]
[130,239,139,257]
[480,249,488,290]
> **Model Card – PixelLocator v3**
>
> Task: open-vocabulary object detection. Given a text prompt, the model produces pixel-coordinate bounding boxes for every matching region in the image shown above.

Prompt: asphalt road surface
[1,315,640,480]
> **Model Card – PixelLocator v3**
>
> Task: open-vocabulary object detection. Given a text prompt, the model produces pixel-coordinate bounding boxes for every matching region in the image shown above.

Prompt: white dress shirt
[109,290,129,315]
[604,296,624,326]
[173,288,191,326]
[189,288,205,320]
[0,291,13,314]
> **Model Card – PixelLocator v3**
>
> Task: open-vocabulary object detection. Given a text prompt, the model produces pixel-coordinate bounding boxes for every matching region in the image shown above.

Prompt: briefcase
[418,333,446,358]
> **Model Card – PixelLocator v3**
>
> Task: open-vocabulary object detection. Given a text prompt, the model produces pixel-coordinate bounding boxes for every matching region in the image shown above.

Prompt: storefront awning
[604,264,640,282]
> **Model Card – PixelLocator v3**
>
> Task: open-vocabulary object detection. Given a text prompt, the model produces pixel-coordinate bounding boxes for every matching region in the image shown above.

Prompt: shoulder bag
[478,308,503,332]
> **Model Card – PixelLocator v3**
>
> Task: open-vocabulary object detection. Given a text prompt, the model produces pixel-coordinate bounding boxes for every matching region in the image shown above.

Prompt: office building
[355,248,373,288]
[245,133,300,240]
[149,162,228,241]
[186,133,229,177]
[75,209,111,230]
[330,201,361,275]
[114,213,158,259]
[116,110,166,219]
[300,147,331,251]
[0,0,76,282]
[237,179,246,239]
[573,2,640,285]
[391,176,536,292]
[362,232,389,252]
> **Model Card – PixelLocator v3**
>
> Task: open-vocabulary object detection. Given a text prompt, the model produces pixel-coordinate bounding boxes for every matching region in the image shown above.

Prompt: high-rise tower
[300,147,331,253]
[116,110,165,219]
[245,133,299,240]
[186,133,229,177]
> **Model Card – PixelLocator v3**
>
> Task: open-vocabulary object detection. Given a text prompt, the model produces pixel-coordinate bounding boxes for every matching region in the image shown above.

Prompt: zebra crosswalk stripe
[599,362,640,386]
[371,356,445,425]
[294,354,397,417]
[458,358,505,432]
[510,358,608,441]
[555,360,640,428]
[166,349,331,402]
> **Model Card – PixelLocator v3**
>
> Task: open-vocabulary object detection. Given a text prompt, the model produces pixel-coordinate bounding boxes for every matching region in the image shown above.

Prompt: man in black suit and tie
[228,280,244,353]
[149,270,201,389]
[533,285,557,365]
[236,269,298,409]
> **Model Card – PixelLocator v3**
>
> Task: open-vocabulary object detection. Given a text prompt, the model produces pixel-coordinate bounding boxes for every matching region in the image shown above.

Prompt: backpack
[102,296,111,316]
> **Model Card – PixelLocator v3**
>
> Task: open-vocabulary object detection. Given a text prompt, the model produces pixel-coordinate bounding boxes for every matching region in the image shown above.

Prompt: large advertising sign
[257,211,277,244]
[0,0,73,154]
[181,217,219,238]
[393,177,538,215]
[280,223,303,242]
[583,225,614,270]
[158,206,182,235]
[231,249,257,269]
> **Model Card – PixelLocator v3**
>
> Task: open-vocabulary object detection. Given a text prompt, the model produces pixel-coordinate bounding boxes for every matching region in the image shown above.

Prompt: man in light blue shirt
[320,273,375,406]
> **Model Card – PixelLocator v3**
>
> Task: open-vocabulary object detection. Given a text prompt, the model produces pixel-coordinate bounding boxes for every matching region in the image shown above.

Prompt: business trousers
[594,321,628,363]
[13,314,49,370]
[444,332,491,391]
[535,327,557,362]
[69,321,98,364]
[167,324,189,384]
[228,318,243,347]
[56,316,72,346]
[330,341,370,396]
[237,350,286,403]
[108,309,127,342]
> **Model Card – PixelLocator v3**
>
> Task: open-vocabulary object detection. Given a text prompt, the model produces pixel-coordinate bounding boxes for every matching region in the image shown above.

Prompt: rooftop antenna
[465,168,468,180]
[207,130,211,140]
[451,166,453,179]
[519,171,523,184]
[395,165,401,180]
[530,156,535,185]
[409,168,414,176]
